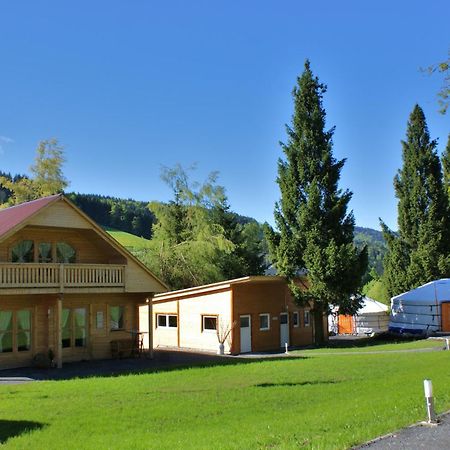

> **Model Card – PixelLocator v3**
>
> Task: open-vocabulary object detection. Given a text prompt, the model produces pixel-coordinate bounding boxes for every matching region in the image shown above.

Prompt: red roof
[0,194,61,239]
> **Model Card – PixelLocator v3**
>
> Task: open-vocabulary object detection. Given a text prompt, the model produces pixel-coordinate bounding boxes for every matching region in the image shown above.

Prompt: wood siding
[0,293,148,369]
[231,281,315,354]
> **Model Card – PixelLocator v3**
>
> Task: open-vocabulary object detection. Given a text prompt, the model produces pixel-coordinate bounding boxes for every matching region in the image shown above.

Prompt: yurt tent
[389,279,450,334]
[329,297,389,335]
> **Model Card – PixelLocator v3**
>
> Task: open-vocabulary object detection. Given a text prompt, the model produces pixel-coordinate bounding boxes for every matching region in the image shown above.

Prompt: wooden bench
[110,339,134,359]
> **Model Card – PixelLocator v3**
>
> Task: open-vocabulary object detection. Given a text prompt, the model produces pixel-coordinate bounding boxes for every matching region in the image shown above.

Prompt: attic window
[11,240,34,263]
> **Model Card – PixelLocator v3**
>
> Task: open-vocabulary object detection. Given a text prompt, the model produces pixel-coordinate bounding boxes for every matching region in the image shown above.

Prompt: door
[240,315,251,353]
[338,315,354,334]
[138,305,150,349]
[280,313,289,347]
[442,303,450,332]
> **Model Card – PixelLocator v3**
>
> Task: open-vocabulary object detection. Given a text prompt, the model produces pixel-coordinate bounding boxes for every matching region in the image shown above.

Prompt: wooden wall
[0,226,123,264]
[0,293,148,370]
[231,281,315,354]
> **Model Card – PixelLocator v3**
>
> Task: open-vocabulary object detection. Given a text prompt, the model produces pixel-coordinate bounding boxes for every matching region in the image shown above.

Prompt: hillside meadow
[1,344,450,449]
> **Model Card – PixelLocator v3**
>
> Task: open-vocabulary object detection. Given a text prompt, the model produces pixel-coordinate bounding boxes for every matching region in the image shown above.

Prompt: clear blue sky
[0,1,449,230]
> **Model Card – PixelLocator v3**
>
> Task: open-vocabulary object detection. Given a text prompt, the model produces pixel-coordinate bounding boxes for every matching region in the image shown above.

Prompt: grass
[1,344,450,449]
[291,337,446,355]
[105,228,152,249]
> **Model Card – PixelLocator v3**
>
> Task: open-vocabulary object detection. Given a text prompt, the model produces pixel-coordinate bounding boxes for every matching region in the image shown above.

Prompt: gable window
[56,242,76,263]
[38,242,53,263]
[0,310,32,353]
[293,311,299,327]
[110,306,125,331]
[304,310,310,327]
[11,240,34,263]
[62,308,87,348]
[156,314,178,328]
[202,315,217,332]
[259,313,270,331]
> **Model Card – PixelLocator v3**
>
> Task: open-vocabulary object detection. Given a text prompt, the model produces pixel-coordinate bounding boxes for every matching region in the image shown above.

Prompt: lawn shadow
[0,352,310,382]
[255,380,338,388]
[312,333,429,351]
[0,420,45,444]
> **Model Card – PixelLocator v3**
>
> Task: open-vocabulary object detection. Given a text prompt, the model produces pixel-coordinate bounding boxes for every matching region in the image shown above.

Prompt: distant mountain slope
[354,226,387,276]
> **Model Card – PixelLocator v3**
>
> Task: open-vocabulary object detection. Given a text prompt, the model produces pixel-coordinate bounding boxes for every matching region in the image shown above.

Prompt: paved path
[357,412,450,449]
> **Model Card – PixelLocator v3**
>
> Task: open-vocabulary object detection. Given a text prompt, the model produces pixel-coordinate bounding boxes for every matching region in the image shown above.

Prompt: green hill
[105,227,152,250]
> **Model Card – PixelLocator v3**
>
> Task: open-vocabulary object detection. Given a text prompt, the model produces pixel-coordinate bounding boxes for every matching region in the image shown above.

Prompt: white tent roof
[392,279,450,304]
[358,297,388,314]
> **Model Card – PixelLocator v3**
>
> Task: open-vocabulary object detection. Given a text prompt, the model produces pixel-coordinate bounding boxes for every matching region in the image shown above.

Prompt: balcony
[0,263,125,291]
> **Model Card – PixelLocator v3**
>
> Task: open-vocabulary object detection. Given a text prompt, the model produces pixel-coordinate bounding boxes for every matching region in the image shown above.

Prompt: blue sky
[0,1,449,230]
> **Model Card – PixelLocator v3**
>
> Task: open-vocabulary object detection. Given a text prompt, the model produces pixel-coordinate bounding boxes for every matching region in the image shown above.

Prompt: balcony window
[11,240,34,263]
[57,242,76,263]
[38,242,53,263]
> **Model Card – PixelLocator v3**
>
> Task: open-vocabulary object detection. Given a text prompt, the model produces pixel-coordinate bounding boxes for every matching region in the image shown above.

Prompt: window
[293,311,299,327]
[202,315,217,332]
[110,306,125,330]
[38,242,52,263]
[11,240,34,262]
[259,313,270,331]
[0,310,31,353]
[304,310,310,327]
[156,314,178,328]
[56,242,76,263]
[62,308,87,348]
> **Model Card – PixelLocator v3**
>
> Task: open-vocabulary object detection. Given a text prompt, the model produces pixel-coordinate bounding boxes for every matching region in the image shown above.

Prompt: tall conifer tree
[381,106,450,298]
[265,61,367,344]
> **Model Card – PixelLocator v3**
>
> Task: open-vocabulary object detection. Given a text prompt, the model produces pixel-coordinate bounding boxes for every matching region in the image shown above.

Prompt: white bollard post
[285,342,288,354]
[423,379,437,424]
[445,339,450,351]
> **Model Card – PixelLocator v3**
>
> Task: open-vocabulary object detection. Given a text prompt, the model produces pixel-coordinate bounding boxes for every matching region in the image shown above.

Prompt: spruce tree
[265,60,367,345]
[381,106,450,298]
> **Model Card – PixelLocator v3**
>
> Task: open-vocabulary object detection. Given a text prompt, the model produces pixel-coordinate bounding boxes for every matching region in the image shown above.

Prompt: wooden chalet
[0,194,167,370]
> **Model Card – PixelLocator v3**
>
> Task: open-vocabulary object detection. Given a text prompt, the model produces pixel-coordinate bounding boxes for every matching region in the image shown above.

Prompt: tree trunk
[312,302,326,346]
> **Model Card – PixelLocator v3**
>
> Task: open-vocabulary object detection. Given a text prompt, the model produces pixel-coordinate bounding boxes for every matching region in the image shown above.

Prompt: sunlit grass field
[105,228,152,249]
[1,343,450,449]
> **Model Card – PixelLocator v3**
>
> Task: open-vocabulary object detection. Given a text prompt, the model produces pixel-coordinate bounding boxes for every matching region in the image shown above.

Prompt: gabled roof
[153,276,286,303]
[0,194,61,240]
[0,194,168,292]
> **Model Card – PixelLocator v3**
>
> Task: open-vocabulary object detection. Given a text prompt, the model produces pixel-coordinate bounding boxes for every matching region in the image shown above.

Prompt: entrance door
[338,315,354,334]
[240,315,251,353]
[280,313,289,347]
[442,303,450,332]
[138,305,150,349]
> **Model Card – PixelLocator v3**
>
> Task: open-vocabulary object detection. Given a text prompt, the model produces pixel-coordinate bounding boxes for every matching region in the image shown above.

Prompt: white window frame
[202,315,218,333]
[259,313,270,331]
[293,311,299,328]
[304,310,310,327]
[156,314,178,328]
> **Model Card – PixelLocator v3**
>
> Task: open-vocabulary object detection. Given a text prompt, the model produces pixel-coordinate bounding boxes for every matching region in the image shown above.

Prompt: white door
[240,315,252,353]
[138,305,150,349]
[280,313,289,348]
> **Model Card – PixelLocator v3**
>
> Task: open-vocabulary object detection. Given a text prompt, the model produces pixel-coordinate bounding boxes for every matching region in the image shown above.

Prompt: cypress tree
[265,60,367,345]
[381,106,450,298]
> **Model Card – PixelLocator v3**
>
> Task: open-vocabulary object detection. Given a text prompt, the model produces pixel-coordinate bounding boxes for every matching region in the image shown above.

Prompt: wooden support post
[56,296,63,369]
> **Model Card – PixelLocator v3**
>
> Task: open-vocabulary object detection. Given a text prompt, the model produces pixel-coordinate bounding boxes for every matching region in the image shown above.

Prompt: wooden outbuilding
[0,194,166,370]
[151,276,327,354]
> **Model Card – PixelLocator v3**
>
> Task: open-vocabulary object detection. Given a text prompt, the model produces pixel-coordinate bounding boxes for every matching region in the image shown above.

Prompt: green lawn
[1,346,450,449]
[291,338,446,355]
[105,228,152,249]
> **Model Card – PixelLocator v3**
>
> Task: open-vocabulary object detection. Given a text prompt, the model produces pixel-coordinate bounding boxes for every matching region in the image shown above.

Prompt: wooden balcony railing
[0,263,125,290]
